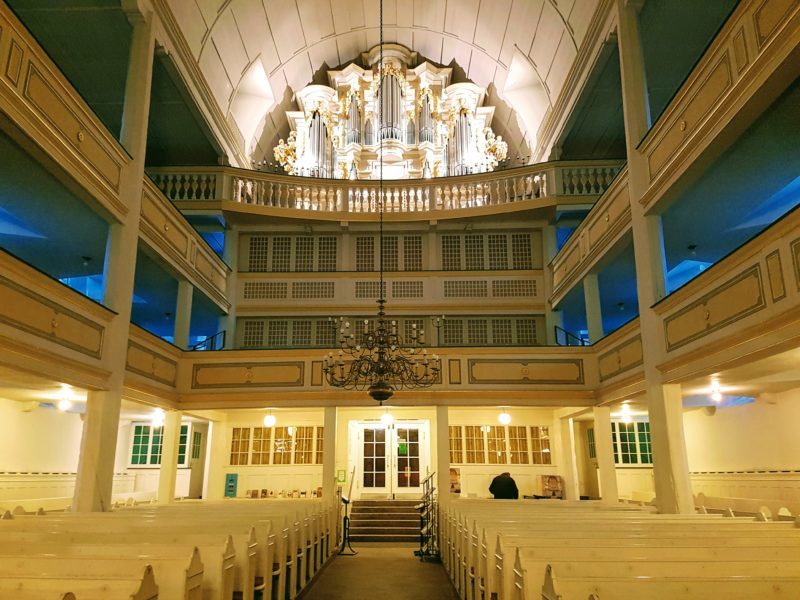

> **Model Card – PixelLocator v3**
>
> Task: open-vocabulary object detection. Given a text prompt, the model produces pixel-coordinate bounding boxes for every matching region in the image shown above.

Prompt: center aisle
[302,543,459,600]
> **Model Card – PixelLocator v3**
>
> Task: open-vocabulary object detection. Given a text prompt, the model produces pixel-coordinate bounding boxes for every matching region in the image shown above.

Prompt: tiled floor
[301,543,458,599]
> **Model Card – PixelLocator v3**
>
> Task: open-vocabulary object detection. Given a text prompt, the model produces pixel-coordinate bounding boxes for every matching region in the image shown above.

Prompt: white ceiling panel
[194,0,225,28]
[467,48,496,89]
[308,38,341,72]
[167,0,207,57]
[331,0,366,33]
[444,0,479,42]
[199,43,234,108]
[336,29,368,64]
[473,0,511,59]
[264,0,307,63]
[498,0,543,68]
[210,11,250,82]
[529,1,565,74]
[297,0,336,44]
[231,0,273,60]
[545,32,578,99]
[568,1,597,45]
[441,37,472,73]
[412,29,443,64]
[283,52,315,93]
[412,0,445,30]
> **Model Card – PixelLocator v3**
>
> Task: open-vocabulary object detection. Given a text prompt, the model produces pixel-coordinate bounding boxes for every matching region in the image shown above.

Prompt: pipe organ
[274,44,507,180]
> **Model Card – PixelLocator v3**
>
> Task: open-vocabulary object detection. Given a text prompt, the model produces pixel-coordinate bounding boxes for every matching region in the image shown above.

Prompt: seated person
[489,472,519,499]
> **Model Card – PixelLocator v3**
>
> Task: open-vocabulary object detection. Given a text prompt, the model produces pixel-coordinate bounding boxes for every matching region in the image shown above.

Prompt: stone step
[350,506,420,515]
[350,533,419,542]
[351,519,418,528]
[350,525,419,535]
[352,500,420,507]
[350,513,419,522]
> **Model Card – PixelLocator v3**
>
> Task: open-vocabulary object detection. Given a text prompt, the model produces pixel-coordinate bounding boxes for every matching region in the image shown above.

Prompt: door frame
[348,419,431,499]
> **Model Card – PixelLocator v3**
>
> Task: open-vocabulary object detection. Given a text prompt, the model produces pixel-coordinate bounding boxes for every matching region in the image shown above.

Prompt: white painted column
[158,411,182,504]
[583,273,604,343]
[204,418,228,500]
[649,383,694,512]
[543,225,560,345]
[435,405,450,503]
[220,225,238,349]
[616,0,693,513]
[174,280,193,349]
[73,10,155,512]
[322,407,337,500]
[592,406,619,504]
[558,417,581,500]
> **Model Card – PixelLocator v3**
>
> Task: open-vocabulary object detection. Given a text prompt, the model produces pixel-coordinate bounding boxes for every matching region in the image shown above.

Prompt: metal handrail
[554,325,589,347]
[191,330,226,351]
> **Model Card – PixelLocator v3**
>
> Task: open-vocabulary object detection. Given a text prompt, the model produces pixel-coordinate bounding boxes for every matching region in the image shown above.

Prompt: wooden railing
[148,161,623,214]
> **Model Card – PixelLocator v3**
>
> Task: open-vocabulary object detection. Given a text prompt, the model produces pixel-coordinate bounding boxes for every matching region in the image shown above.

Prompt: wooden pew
[539,560,800,600]
[1,498,336,600]
[0,549,202,599]
[0,563,158,600]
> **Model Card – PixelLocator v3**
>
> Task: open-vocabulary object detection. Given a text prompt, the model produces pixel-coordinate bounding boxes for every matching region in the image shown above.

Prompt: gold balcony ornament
[323,0,441,404]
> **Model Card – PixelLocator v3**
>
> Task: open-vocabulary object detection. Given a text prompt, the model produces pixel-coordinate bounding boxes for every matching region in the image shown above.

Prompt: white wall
[683,390,800,472]
[0,399,190,508]
[0,399,83,472]
[682,388,800,507]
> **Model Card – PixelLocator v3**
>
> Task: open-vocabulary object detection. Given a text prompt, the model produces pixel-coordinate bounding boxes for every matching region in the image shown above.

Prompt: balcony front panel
[593,318,644,397]
[125,325,181,399]
[639,0,800,213]
[177,345,597,409]
[139,180,230,311]
[550,169,631,304]
[656,204,800,381]
[0,3,130,223]
[0,249,113,386]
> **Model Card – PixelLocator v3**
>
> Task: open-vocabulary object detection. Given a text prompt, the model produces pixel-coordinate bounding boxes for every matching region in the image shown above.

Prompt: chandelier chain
[322,0,441,403]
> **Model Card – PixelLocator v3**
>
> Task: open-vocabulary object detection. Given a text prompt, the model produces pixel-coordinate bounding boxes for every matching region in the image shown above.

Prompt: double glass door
[358,422,427,497]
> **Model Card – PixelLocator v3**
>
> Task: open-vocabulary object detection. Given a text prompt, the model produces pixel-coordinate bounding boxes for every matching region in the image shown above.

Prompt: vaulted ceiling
[165,0,602,164]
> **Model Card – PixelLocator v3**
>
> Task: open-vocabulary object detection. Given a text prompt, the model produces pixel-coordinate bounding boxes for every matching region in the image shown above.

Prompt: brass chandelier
[322,0,441,403]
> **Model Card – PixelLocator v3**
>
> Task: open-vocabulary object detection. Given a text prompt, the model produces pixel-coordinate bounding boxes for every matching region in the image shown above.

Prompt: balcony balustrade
[148,161,623,214]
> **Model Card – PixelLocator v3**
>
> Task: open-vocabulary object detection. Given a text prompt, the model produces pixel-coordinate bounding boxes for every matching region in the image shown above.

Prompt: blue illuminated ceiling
[0,131,109,282]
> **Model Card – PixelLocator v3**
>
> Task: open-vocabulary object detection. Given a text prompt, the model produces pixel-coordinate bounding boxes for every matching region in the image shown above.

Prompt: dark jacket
[489,473,519,499]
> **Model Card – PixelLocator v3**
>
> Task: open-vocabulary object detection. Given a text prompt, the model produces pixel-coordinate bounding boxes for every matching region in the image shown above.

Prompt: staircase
[349,499,420,542]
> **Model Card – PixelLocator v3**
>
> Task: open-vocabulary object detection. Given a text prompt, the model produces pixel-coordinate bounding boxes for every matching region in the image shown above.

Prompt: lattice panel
[392,280,424,298]
[516,319,538,345]
[467,319,488,345]
[441,235,461,270]
[488,234,509,269]
[292,281,335,299]
[403,235,423,271]
[511,233,533,269]
[355,281,385,299]
[243,281,288,299]
[491,319,513,345]
[381,236,399,271]
[356,236,375,271]
[492,280,537,297]
[295,236,314,272]
[248,236,270,271]
[267,320,289,346]
[271,237,291,272]
[444,280,488,297]
[242,320,265,347]
[318,236,337,271]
